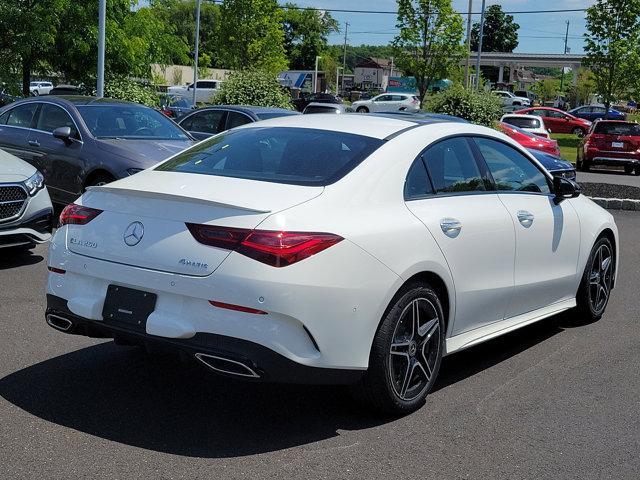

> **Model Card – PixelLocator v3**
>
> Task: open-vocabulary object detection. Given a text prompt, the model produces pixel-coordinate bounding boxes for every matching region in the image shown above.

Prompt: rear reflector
[209,301,267,315]
[47,266,66,274]
[187,223,343,267]
[59,204,103,227]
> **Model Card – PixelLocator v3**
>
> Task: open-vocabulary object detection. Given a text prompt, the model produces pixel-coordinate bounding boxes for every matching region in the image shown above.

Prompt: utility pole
[560,20,569,91]
[314,55,321,93]
[336,67,342,95]
[192,0,201,105]
[464,0,473,89]
[341,21,349,94]
[474,0,486,89]
[97,0,106,97]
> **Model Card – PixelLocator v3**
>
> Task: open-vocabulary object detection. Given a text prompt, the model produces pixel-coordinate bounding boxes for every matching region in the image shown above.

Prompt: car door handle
[440,218,462,238]
[28,140,40,147]
[517,210,534,227]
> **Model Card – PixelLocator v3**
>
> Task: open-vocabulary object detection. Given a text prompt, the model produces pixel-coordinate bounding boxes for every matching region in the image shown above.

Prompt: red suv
[577,120,640,175]
[515,107,592,136]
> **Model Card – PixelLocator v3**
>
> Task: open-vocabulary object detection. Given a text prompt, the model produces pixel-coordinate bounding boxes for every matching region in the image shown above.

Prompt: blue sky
[287,0,595,53]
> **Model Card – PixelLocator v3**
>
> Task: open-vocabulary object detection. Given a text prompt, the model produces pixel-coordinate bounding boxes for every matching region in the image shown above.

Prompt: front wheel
[575,236,614,322]
[356,106,369,113]
[351,283,444,415]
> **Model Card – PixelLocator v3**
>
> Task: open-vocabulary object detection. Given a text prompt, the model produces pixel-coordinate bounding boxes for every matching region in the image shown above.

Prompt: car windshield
[255,111,299,120]
[77,105,189,140]
[593,122,640,136]
[156,127,384,186]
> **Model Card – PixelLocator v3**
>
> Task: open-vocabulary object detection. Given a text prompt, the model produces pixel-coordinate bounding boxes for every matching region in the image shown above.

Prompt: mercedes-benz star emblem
[123,221,144,246]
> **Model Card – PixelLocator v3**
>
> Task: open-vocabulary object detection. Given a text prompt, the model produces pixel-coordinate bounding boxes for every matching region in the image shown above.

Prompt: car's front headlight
[24,171,44,196]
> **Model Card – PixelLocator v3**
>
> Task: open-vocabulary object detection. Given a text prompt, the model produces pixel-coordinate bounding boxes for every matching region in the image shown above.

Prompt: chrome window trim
[0,101,84,143]
[0,183,29,224]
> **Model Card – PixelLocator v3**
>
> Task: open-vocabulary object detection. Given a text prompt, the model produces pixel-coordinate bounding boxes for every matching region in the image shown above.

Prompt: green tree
[282,5,338,70]
[427,84,501,126]
[531,78,559,103]
[0,0,65,95]
[392,0,465,103]
[212,70,293,108]
[470,5,519,53]
[584,0,640,110]
[217,0,288,73]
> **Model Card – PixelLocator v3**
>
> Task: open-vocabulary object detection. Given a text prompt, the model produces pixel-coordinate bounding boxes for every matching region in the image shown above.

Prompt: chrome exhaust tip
[46,314,73,332]
[194,353,260,378]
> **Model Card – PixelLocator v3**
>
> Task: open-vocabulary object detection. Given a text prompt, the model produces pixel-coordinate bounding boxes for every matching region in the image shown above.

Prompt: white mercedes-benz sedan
[45,114,618,414]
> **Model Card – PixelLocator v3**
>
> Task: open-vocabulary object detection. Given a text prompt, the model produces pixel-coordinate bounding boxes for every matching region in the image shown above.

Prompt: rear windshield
[593,122,640,136]
[156,127,384,186]
[504,116,541,129]
[304,106,339,114]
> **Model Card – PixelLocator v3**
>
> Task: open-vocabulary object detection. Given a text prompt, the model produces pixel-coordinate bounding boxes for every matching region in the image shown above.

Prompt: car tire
[634,167,640,176]
[84,173,115,190]
[356,106,369,113]
[572,127,585,137]
[581,160,591,172]
[575,236,614,323]
[351,283,445,415]
[624,166,634,175]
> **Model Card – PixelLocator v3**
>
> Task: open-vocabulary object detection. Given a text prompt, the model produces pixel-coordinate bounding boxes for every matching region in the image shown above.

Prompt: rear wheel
[356,106,369,113]
[351,283,444,415]
[572,127,585,137]
[625,166,634,175]
[84,172,115,190]
[575,236,614,322]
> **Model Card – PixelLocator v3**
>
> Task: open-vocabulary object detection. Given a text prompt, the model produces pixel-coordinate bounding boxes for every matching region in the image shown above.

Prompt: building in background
[354,58,401,91]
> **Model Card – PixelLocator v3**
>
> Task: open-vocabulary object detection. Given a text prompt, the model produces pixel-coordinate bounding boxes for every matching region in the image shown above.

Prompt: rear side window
[404,158,432,199]
[474,137,551,194]
[422,137,487,194]
[5,104,38,128]
[503,116,540,129]
[226,111,253,129]
[593,122,640,136]
[156,127,384,186]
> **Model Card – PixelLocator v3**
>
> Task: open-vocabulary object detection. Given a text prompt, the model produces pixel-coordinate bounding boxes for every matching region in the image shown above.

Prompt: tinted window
[376,95,392,102]
[503,117,541,129]
[256,111,299,120]
[180,110,226,134]
[77,105,189,140]
[547,110,566,119]
[404,158,432,199]
[530,109,547,117]
[304,105,339,114]
[391,95,406,101]
[475,137,551,194]
[423,137,487,194]
[0,110,9,124]
[593,122,640,136]
[156,127,384,186]
[36,104,78,137]
[226,111,253,129]
[5,103,38,128]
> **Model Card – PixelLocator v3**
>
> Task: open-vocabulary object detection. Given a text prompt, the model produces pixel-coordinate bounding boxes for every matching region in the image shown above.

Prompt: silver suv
[0,148,53,250]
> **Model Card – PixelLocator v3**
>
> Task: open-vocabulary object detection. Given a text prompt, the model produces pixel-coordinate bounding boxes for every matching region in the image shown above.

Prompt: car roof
[305,102,345,109]
[368,111,468,123]
[196,105,299,115]
[501,113,542,120]
[11,96,139,107]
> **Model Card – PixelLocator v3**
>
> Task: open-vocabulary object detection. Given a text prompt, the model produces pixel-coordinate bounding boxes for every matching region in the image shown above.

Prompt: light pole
[192,0,202,105]
[97,0,106,97]
[464,0,473,88]
[314,55,321,93]
[336,66,343,95]
[474,0,486,89]
[341,22,349,93]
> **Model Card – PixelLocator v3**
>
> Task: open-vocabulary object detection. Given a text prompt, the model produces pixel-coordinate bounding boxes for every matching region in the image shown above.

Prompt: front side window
[423,137,487,194]
[77,105,189,140]
[35,104,78,137]
[5,103,38,128]
[474,137,551,194]
[156,127,383,186]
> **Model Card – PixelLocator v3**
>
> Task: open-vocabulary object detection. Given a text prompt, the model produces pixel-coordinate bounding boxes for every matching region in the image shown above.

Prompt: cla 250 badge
[69,237,97,249]
[179,258,209,270]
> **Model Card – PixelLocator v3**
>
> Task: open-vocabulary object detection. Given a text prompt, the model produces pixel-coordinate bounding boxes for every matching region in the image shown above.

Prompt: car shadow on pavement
[0,312,576,458]
[0,249,44,270]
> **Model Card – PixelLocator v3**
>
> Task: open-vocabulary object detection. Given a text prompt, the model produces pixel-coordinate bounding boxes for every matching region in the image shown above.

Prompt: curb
[589,197,640,211]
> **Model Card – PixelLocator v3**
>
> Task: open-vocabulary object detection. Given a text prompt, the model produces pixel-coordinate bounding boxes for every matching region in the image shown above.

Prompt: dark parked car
[0,96,194,205]
[527,148,576,181]
[159,94,196,120]
[569,105,626,122]
[291,92,342,112]
[49,85,82,96]
[577,120,640,175]
[177,105,300,140]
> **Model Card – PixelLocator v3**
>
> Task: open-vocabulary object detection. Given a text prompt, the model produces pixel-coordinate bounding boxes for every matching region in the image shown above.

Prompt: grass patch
[551,133,579,164]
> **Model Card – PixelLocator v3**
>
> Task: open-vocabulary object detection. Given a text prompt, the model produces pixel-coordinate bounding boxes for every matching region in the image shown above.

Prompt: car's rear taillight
[59,204,103,227]
[186,223,343,267]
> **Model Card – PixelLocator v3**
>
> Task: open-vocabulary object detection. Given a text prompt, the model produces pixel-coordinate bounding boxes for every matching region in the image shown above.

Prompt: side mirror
[553,176,580,204]
[53,126,72,144]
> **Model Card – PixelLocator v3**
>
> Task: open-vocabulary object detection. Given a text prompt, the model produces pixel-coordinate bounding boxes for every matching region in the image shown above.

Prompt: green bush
[426,85,502,126]
[211,70,292,109]
[103,76,160,107]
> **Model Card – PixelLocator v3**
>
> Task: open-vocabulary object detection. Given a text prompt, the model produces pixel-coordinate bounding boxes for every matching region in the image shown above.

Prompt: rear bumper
[45,294,364,385]
[585,151,640,166]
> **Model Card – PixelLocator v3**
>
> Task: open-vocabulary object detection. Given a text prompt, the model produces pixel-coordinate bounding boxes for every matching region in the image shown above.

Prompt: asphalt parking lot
[1,210,639,480]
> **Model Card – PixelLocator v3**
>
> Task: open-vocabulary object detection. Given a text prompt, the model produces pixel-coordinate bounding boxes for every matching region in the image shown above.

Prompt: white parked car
[352,93,420,113]
[0,148,53,249]
[501,113,550,138]
[45,115,618,414]
[493,90,531,109]
[167,80,224,104]
[29,81,54,96]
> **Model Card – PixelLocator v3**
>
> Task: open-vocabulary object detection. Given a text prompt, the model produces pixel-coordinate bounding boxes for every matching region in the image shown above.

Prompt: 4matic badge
[179,258,209,270]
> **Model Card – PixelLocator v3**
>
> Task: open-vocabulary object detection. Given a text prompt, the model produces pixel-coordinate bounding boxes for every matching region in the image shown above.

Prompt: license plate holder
[612,141,624,148]
[102,285,157,332]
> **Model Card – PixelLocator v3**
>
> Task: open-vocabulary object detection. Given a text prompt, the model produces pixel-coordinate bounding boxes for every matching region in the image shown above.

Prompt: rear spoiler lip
[85,185,272,214]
